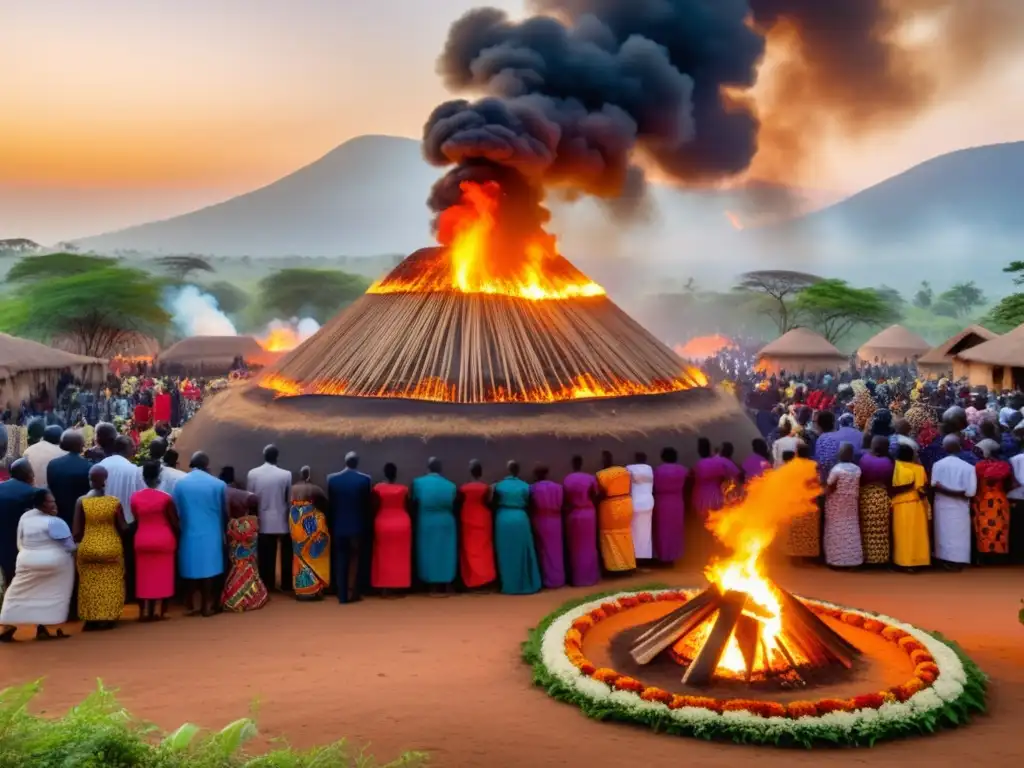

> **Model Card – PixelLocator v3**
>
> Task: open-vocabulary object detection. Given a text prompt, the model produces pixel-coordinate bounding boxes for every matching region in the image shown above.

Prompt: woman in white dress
[626,453,655,561]
[0,489,77,642]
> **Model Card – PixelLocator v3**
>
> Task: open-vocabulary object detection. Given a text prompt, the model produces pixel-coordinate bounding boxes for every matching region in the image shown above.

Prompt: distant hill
[75,136,440,257]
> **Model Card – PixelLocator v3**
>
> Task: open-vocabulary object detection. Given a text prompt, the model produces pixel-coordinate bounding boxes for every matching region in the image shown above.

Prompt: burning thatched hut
[916,325,997,379]
[0,333,106,410]
[755,329,847,376]
[174,243,758,483]
[857,324,930,365]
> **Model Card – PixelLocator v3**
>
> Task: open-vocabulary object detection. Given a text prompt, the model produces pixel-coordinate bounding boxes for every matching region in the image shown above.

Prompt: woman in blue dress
[410,457,458,594]
[492,461,542,595]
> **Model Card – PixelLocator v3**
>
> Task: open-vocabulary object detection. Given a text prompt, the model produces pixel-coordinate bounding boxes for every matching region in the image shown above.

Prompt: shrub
[0,681,427,767]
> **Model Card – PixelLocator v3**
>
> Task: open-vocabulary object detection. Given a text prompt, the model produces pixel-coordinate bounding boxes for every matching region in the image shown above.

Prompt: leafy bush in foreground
[0,681,427,767]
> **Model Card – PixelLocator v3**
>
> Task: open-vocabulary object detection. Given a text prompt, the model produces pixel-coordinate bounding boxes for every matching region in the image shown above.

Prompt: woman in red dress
[130,462,179,622]
[371,463,412,595]
[458,460,496,590]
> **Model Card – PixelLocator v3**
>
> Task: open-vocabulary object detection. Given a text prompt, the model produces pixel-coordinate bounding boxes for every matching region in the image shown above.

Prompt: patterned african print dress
[596,467,636,572]
[824,463,864,567]
[857,454,894,565]
[77,495,125,622]
[973,459,1011,555]
[222,516,268,612]
[290,499,331,599]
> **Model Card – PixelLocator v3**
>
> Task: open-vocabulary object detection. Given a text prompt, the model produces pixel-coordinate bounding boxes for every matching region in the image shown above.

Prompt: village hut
[916,325,998,379]
[55,332,162,363]
[156,335,272,375]
[857,324,930,365]
[174,246,758,484]
[954,324,1024,391]
[755,328,847,376]
[0,333,106,410]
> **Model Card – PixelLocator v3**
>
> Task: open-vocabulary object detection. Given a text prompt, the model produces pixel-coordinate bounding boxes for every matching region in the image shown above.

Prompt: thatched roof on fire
[265,247,700,403]
[918,325,997,366]
[955,323,1024,367]
[857,324,930,363]
[758,328,845,359]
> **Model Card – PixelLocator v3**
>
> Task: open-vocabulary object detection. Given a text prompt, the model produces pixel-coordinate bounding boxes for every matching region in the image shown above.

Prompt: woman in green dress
[410,457,458,594]
[491,461,542,595]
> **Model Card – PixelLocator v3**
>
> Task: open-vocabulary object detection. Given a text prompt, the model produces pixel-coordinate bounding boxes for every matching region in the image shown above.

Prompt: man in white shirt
[148,438,185,494]
[246,445,293,592]
[97,435,145,602]
[23,425,66,489]
[931,434,977,570]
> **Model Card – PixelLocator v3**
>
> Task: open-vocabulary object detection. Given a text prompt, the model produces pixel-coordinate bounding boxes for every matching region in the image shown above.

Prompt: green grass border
[522,586,988,749]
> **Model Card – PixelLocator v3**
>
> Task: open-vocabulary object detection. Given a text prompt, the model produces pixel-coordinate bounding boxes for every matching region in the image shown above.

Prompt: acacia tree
[734,270,822,333]
[154,254,214,281]
[203,281,250,315]
[935,281,986,318]
[912,281,933,309]
[6,252,116,281]
[10,266,170,357]
[793,280,899,344]
[986,262,1024,329]
[256,268,370,324]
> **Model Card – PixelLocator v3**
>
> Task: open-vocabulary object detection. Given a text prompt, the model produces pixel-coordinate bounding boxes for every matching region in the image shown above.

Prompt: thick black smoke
[424,1,1024,230]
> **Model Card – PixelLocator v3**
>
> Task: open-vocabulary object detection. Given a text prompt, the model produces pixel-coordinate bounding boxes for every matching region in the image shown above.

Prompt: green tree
[6,252,116,282]
[912,281,933,309]
[875,285,905,316]
[256,268,370,323]
[985,262,1024,330]
[935,281,986,318]
[793,280,899,344]
[154,254,215,281]
[203,281,250,315]
[7,266,170,357]
[734,270,822,333]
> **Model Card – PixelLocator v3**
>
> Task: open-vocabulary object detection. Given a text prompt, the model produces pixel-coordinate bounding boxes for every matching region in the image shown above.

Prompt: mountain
[75,135,441,257]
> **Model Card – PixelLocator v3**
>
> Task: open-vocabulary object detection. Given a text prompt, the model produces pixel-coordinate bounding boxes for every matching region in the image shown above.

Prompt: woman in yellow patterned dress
[596,451,635,572]
[72,466,126,631]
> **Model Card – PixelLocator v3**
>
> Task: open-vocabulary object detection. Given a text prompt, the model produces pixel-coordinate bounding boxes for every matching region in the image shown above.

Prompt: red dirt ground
[1,560,1021,767]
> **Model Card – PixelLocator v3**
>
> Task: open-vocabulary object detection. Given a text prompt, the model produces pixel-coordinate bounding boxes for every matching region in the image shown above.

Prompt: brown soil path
[1,562,1021,767]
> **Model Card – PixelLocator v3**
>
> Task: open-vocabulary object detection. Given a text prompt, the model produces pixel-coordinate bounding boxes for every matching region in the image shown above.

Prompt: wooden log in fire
[682,590,748,686]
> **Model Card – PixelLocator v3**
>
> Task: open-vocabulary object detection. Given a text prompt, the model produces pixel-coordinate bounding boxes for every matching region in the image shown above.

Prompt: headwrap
[838,412,856,428]
[870,408,895,437]
[976,438,1001,459]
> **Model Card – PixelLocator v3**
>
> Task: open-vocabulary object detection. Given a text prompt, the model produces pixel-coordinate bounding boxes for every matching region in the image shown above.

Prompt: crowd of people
[1,349,1023,642]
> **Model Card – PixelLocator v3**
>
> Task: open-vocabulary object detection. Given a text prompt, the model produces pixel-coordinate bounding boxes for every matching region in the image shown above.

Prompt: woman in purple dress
[691,438,737,519]
[741,439,772,484]
[530,465,565,589]
[652,448,687,563]
[858,435,895,565]
[561,455,600,587]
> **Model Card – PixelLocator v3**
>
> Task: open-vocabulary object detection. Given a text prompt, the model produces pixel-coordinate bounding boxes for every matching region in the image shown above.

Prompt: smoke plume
[424,0,1024,225]
[165,286,237,338]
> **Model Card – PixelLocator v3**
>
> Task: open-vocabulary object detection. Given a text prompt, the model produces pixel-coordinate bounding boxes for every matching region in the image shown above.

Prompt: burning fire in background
[696,457,821,675]
[259,318,321,352]
[674,335,737,361]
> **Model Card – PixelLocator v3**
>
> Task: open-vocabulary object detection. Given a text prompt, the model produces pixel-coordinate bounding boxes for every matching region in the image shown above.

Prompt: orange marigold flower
[618,596,640,608]
[816,698,853,714]
[565,628,583,646]
[881,626,908,643]
[898,636,925,654]
[916,668,938,685]
[818,606,843,619]
[890,678,925,703]
[636,592,655,603]
[861,618,886,634]
[580,662,596,676]
[674,695,721,712]
[589,608,608,622]
[880,690,898,704]
[571,616,595,633]
[641,687,673,705]
[851,693,885,710]
[786,701,819,719]
[592,668,620,685]
[613,676,645,693]
[600,602,620,616]
[841,612,865,627]
[916,661,940,677]
[910,649,934,666]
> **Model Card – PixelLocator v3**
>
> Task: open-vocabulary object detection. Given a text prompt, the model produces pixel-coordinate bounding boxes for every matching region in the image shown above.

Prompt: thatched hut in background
[0,333,106,410]
[916,325,997,379]
[755,328,848,376]
[954,324,1024,391]
[857,324,930,365]
[55,332,162,363]
[156,336,273,375]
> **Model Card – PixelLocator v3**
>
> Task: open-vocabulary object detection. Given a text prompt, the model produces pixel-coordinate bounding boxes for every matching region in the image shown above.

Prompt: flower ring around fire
[524,588,987,748]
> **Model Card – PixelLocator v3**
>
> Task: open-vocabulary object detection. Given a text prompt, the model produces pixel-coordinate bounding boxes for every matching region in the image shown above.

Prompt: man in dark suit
[326,452,372,603]
[0,459,37,585]
[47,430,92,528]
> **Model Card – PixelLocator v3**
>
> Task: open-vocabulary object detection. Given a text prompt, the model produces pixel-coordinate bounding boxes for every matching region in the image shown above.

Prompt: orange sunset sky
[4,0,1024,242]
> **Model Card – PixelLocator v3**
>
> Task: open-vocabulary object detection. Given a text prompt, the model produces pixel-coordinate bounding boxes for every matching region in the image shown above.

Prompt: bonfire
[261,181,705,404]
[631,459,859,686]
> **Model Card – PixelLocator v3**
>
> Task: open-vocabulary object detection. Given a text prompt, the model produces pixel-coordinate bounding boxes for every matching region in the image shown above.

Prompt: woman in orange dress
[457,460,496,590]
[371,463,412,594]
[973,445,1012,563]
[596,451,635,573]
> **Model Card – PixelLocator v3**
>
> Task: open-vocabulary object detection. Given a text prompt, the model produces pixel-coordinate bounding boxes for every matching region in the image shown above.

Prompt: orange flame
[674,334,737,360]
[259,370,707,403]
[700,458,821,675]
[260,326,302,353]
[368,181,605,301]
